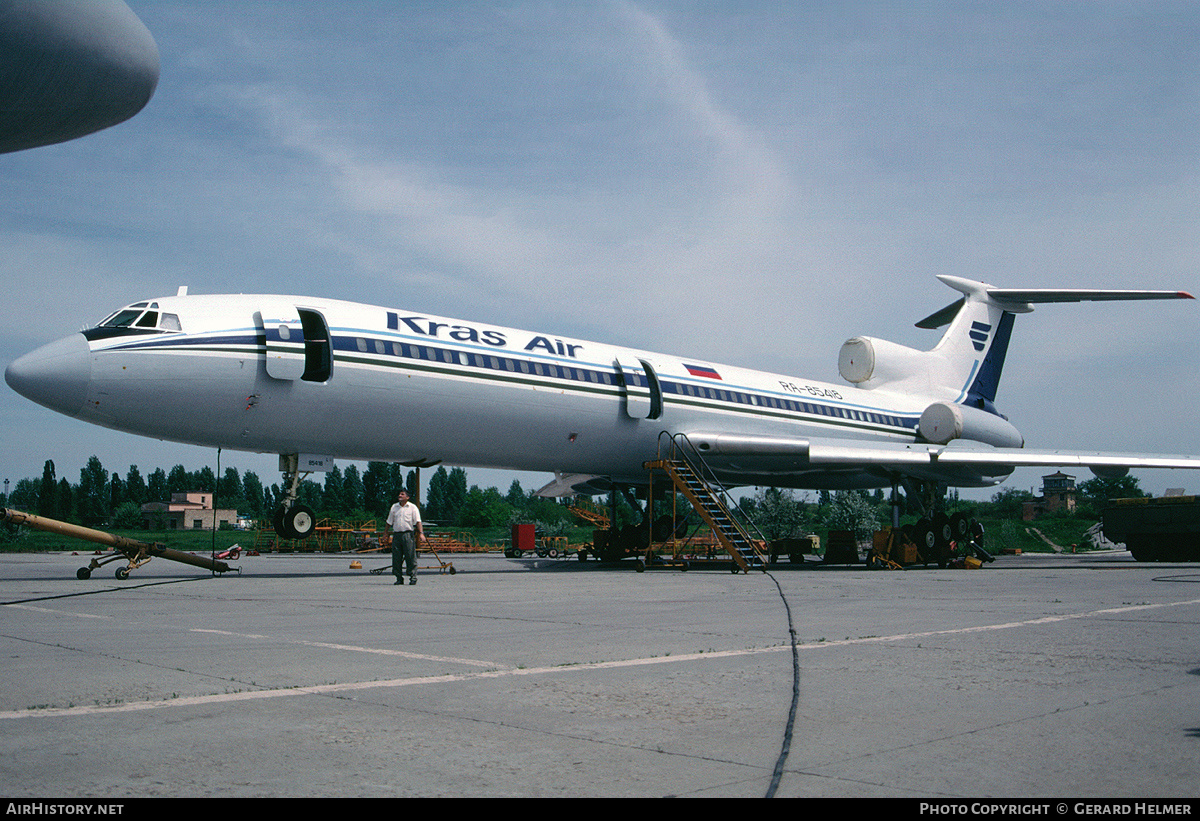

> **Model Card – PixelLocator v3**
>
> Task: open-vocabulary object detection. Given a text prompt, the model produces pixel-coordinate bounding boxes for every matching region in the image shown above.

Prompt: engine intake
[919,401,1024,448]
[838,336,929,386]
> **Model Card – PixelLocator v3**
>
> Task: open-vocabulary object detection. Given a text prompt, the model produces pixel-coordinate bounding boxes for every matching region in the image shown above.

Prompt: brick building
[1022,472,1077,520]
[140,491,237,531]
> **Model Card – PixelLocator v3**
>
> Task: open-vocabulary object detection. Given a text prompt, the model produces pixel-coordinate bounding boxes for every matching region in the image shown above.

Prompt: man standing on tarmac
[386,489,425,585]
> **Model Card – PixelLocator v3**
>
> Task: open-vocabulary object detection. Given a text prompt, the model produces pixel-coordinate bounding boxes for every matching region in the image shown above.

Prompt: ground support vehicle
[1103,496,1200,562]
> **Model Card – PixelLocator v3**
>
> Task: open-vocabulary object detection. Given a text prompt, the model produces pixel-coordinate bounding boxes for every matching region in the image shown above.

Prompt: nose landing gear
[272,454,317,540]
[273,502,316,540]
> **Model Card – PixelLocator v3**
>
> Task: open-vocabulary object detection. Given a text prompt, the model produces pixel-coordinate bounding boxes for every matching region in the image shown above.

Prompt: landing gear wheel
[950,512,971,542]
[281,504,316,540]
[115,567,129,581]
[928,514,953,568]
[915,520,938,564]
[933,513,954,549]
[77,567,91,580]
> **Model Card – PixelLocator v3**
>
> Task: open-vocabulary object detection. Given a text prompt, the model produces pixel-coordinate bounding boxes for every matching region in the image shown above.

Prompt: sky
[2,0,1199,505]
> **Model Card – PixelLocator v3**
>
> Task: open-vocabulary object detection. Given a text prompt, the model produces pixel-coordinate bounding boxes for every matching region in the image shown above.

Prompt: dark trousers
[393,531,416,578]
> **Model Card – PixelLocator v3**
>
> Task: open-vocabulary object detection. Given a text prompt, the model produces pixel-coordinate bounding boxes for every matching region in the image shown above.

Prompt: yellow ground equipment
[866,528,917,569]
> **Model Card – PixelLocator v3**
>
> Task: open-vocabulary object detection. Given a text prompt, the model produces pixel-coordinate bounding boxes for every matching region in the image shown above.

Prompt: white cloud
[2,1,1197,498]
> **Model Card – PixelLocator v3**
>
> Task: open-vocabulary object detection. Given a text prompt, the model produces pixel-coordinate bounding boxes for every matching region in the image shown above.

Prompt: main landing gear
[907,511,974,568]
[889,477,977,568]
[273,454,316,540]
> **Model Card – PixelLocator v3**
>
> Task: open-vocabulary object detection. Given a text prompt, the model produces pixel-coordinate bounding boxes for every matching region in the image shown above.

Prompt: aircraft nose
[5,334,92,418]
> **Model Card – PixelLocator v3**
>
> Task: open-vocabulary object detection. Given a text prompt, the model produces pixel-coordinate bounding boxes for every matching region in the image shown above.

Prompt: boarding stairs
[568,498,611,529]
[645,433,769,573]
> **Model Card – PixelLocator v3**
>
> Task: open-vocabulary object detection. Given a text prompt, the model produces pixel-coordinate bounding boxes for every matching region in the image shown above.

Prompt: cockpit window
[98,309,144,328]
[86,302,182,340]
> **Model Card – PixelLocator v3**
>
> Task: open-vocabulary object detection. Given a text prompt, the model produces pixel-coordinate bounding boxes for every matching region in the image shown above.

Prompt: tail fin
[922,277,1017,413]
[840,275,1193,411]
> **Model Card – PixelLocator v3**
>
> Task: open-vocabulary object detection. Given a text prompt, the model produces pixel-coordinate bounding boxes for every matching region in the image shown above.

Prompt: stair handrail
[654,431,769,547]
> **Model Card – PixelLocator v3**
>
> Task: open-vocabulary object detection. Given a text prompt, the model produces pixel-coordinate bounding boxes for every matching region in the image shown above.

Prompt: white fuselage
[6,293,1010,490]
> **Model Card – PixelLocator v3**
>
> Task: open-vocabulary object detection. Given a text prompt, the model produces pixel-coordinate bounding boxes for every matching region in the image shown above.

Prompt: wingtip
[1179,291,1195,300]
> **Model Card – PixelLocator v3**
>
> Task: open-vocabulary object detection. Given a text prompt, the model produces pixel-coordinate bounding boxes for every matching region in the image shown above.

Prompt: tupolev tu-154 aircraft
[6,275,1199,543]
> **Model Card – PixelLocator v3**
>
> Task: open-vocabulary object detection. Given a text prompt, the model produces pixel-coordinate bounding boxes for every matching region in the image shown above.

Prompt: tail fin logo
[969,321,992,352]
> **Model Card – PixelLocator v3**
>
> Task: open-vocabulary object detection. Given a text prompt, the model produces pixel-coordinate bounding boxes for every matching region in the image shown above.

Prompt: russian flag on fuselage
[684,363,721,380]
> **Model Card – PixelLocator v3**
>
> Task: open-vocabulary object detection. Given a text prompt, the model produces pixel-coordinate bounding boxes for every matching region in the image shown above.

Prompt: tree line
[738,475,1147,542]
[3,455,1147,535]
[2,456,577,531]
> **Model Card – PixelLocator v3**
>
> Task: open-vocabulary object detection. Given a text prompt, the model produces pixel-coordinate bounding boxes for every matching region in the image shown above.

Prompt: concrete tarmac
[0,547,1197,798]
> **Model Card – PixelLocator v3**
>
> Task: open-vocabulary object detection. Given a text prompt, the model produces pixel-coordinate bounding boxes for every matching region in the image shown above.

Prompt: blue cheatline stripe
[95,327,923,437]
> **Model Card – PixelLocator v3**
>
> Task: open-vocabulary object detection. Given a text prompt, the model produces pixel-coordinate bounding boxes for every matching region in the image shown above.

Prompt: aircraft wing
[686,432,1200,478]
[535,472,608,497]
[807,443,1200,471]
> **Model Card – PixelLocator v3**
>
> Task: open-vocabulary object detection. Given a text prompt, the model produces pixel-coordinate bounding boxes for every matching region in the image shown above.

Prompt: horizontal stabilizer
[915,298,965,330]
[988,288,1194,306]
[916,278,1193,330]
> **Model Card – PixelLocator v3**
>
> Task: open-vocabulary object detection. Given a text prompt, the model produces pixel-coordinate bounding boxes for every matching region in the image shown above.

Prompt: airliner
[6,275,1199,541]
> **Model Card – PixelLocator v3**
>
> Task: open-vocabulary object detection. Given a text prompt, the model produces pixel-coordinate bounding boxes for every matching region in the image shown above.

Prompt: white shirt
[386,501,422,533]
